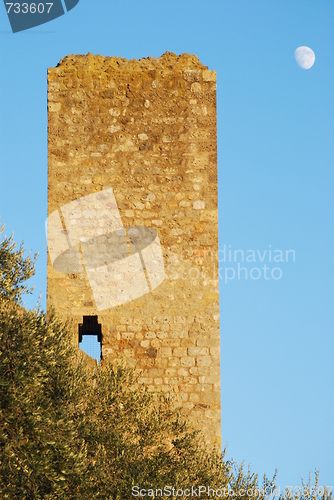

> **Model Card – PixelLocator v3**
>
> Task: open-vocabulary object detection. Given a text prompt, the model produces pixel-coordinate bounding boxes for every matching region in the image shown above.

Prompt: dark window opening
[78,316,102,362]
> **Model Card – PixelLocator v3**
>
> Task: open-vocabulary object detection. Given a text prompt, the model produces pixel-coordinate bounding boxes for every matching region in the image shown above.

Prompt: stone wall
[47,52,220,447]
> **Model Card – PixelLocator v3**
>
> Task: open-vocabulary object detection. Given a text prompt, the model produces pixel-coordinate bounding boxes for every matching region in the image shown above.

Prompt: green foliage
[0,298,242,499]
[0,223,37,304]
[0,303,89,498]
[0,224,332,499]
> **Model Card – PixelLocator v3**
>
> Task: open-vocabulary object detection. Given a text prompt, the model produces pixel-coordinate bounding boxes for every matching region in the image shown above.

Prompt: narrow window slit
[78,316,102,362]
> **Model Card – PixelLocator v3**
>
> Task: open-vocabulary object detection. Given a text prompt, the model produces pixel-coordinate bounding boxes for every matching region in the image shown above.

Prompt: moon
[295,46,315,69]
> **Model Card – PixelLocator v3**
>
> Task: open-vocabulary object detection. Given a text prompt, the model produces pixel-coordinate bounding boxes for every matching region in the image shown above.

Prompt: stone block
[202,70,217,82]
[160,347,172,357]
[180,356,195,367]
[187,347,209,356]
[173,347,188,357]
[196,356,212,367]
[196,338,220,347]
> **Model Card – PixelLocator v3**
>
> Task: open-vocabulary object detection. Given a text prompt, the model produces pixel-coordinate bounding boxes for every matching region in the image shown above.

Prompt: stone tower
[47,52,220,447]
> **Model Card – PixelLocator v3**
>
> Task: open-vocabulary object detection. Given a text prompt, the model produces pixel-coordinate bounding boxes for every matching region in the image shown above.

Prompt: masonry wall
[47,52,220,447]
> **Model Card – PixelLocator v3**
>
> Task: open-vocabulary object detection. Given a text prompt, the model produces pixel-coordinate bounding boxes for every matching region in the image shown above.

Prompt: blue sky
[0,0,333,490]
